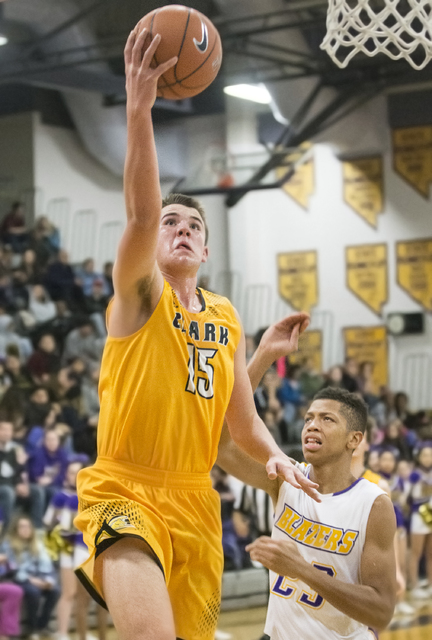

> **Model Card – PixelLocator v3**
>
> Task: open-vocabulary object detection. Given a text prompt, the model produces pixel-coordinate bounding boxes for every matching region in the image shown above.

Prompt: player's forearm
[300,562,394,630]
[124,106,162,225]
[247,348,274,391]
[228,413,281,466]
[217,431,273,493]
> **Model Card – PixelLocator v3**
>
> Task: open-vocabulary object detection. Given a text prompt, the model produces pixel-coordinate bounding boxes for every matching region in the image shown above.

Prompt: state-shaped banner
[344,326,388,389]
[396,239,432,311]
[277,142,314,210]
[392,126,432,198]
[277,250,318,313]
[289,329,322,373]
[346,244,388,316]
[342,157,384,228]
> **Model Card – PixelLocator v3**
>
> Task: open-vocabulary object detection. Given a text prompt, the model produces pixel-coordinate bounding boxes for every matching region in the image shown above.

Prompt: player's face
[302,399,362,464]
[157,204,208,275]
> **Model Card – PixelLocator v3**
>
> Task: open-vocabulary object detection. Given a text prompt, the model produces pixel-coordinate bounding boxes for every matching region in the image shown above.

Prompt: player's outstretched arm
[217,312,309,502]
[111,29,177,334]
[247,494,397,631]
[224,316,320,502]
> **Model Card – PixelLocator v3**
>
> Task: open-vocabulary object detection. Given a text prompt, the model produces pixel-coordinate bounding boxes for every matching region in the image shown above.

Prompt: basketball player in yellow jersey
[74,26,319,640]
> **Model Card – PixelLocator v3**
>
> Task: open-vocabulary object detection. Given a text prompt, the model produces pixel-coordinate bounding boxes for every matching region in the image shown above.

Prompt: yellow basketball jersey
[96,280,241,473]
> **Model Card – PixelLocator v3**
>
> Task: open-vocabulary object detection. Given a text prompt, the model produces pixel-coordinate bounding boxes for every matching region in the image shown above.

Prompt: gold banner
[290,330,323,373]
[344,326,388,389]
[277,251,318,313]
[392,126,432,198]
[342,157,384,228]
[346,244,388,316]
[277,142,314,209]
[397,239,432,311]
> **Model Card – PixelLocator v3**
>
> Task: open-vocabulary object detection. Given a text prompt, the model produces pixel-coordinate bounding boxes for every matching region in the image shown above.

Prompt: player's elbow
[370,598,395,631]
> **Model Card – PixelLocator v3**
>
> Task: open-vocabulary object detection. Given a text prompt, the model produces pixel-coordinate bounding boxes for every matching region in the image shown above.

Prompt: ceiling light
[223,83,272,104]
[0,35,8,46]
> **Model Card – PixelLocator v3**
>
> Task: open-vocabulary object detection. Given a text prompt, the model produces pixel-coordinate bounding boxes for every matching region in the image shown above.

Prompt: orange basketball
[138,4,222,100]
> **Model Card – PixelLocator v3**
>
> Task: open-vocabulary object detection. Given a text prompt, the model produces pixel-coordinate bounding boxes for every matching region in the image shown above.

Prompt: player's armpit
[216,422,280,505]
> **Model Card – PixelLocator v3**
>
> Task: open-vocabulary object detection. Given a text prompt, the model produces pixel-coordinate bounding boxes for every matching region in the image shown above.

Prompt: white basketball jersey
[265,464,385,640]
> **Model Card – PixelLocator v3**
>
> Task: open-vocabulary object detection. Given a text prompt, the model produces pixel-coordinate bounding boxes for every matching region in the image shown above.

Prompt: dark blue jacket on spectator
[28,446,69,487]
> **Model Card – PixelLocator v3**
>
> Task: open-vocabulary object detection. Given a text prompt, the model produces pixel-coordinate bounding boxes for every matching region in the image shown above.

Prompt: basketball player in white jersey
[218,329,396,638]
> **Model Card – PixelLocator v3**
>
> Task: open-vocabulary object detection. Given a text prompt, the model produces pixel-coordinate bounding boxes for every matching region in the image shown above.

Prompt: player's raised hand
[124,28,177,109]
[257,313,310,363]
[246,536,304,577]
[266,454,320,502]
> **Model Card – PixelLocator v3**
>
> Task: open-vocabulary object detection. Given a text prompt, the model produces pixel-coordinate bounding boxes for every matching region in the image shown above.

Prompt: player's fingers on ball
[142,32,161,66]
[124,31,136,64]
[132,28,148,66]
[156,56,178,77]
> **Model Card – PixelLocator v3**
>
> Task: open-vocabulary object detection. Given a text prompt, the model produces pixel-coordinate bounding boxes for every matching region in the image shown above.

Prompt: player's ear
[348,430,363,451]
[201,246,209,263]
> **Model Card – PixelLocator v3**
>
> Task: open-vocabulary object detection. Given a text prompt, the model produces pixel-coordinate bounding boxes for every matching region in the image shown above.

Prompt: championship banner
[392,126,432,198]
[396,239,432,311]
[289,329,323,373]
[344,326,388,389]
[277,250,318,313]
[342,157,384,228]
[277,142,314,209]
[346,244,388,316]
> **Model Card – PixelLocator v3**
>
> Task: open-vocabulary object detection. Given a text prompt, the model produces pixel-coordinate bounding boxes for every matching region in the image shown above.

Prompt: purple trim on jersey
[333,477,363,496]
[369,628,378,639]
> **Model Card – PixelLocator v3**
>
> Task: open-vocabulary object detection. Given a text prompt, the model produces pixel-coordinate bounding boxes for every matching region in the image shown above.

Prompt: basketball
[137,4,222,100]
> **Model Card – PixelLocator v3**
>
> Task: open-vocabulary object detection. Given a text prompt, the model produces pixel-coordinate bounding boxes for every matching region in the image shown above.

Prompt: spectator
[41,300,75,352]
[103,261,114,297]
[28,429,69,508]
[254,369,282,420]
[19,249,40,285]
[44,250,83,309]
[5,516,60,638]
[30,216,60,258]
[75,258,108,298]
[323,364,344,389]
[4,353,33,393]
[62,319,104,369]
[211,466,244,570]
[0,420,44,530]
[0,361,11,402]
[382,418,414,461]
[0,202,28,253]
[0,552,23,640]
[83,280,109,338]
[0,272,16,314]
[341,356,360,393]
[407,444,432,599]
[298,357,324,399]
[277,364,304,424]
[394,392,414,426]
[10,269,30,312]
[28,285,57,326]
[27,334,61,385]
[25,387,52,429]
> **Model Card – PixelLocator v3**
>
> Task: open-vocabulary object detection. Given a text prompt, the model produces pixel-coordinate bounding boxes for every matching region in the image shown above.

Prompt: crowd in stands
[0,200,431,637]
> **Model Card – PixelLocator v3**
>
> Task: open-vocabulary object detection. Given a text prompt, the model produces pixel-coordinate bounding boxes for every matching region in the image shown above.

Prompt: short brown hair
[162,193,208,244]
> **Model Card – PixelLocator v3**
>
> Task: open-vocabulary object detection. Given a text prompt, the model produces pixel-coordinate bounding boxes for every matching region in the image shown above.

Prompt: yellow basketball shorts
[74,457,223,640]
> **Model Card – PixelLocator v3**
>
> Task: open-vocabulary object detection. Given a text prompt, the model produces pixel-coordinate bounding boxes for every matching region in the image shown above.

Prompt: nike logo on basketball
[193,21,209,53]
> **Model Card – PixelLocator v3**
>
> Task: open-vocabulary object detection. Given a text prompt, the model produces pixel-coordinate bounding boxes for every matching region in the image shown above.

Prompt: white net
[321,0,432,70]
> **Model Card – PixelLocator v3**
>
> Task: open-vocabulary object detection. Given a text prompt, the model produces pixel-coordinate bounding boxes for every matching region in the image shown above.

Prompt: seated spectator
[0,272,16,314]
[83,280,109,338]
[10,269,30,312]
[341,356,360,393]
[0,323,33,362]
[211,466,245,570]
[103,261,114,297]
[254,368,282,420]
[0,420,44,530]
[81,365,100,419]
[28,285,57,326]
[44,250,83,309]
[19,249,41,285]
[40,300,76,352]
[0,202,28,253]
[30,216,60,262]
[28,428,69,509]
[4,353,33,393]
[4,516,60,638]
[277,364,304,424]
[62,319,104,369]
[27,334,61,385]
[382,418,414,461]
[75,258,109,298]
[394,391,415,427]
[298,357,324,399]
[25,387,52,429]
[323,364,344,389]
[0,552,23,640]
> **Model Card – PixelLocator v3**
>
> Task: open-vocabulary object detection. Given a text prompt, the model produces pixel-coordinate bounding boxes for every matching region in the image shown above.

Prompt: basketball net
[321,0,432,70]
